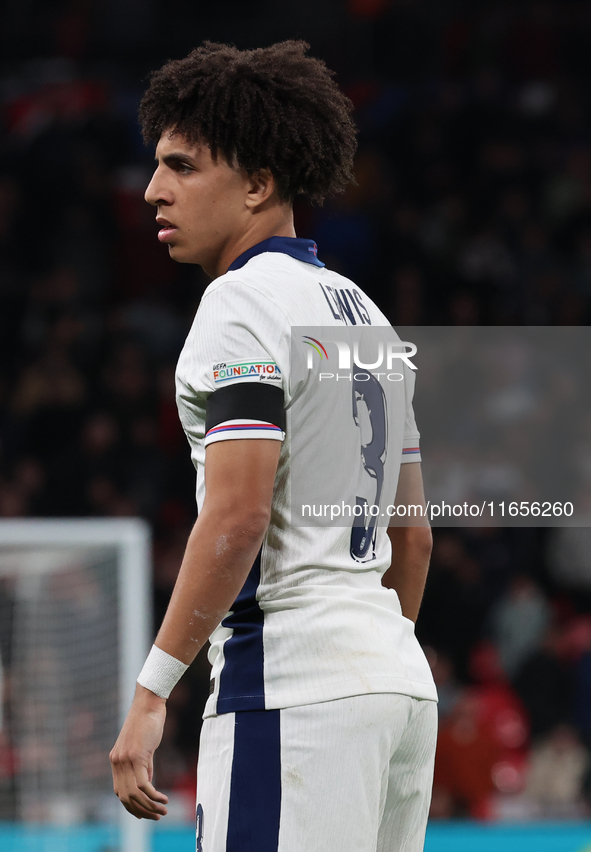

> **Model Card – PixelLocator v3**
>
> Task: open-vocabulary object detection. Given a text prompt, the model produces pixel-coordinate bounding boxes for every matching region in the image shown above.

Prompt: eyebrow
[156,152,196,166]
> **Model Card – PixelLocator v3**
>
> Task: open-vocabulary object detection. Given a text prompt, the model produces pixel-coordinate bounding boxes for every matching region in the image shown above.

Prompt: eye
[176,162,192,174]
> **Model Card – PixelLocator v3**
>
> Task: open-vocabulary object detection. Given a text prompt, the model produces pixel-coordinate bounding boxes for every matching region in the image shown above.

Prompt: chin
[168,245,196,264]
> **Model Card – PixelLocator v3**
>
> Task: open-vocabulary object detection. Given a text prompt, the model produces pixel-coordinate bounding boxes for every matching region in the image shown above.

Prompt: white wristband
[137,645,189,699]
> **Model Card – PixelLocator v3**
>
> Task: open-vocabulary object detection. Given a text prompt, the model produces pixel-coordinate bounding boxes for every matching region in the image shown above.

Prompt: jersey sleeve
[401,367,421,464]
[177,277,289,447]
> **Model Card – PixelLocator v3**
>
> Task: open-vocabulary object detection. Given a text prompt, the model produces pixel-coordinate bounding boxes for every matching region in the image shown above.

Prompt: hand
[110,684,169,820]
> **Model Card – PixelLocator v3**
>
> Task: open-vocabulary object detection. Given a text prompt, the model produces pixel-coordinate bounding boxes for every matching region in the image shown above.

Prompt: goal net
[0,519,152,852]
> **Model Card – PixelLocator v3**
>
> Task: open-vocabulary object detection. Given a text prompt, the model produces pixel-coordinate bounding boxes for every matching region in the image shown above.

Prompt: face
[144,132,253,275]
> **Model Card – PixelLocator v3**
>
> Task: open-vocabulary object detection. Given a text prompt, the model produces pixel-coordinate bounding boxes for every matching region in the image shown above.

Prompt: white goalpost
[0,518,152,852]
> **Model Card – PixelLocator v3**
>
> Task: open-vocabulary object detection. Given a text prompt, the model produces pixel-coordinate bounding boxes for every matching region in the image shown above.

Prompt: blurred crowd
[1,0,591,823]
[420,528,591,819]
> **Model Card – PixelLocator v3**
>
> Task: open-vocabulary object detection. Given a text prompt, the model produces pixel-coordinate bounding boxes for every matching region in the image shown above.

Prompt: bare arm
[153,438,280,662]
[382,462,432,623]
[110,438,281,820]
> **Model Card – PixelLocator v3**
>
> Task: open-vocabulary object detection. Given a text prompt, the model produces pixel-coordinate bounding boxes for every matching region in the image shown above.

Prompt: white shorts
[195,693,437,852]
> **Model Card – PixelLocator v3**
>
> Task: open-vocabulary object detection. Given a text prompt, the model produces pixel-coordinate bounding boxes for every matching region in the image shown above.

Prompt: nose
[144,167,172,207]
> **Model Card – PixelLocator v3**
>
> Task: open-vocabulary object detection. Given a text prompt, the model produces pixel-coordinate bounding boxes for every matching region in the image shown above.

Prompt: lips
[156,217,178,243]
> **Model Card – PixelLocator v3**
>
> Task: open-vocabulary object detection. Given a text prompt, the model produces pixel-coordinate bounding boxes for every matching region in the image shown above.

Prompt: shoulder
[198,261,286,318]
[210,251,304,293]
[199,253,324,333]
[178,259,292,383]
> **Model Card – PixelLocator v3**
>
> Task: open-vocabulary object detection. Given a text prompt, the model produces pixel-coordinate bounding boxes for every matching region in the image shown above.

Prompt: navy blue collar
[228,236,324,271]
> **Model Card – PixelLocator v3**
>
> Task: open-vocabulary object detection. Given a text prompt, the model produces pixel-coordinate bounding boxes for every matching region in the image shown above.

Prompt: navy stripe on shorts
[226,709,281,852]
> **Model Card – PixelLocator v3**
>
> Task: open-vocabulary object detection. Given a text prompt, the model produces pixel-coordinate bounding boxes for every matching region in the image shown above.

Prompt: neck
[210,206,296,279]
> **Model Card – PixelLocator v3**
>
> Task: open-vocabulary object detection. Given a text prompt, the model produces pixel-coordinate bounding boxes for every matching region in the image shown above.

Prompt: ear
[245,168,276,209]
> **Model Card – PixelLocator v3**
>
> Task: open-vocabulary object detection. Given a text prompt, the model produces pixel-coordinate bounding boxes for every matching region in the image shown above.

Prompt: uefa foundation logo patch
[212,359,282,384]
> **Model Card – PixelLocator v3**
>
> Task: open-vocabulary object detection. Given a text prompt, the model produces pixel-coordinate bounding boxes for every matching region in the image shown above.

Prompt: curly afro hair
[139,41,357,205]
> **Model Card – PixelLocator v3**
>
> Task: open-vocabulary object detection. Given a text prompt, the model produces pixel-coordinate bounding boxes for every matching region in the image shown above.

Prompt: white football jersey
[175,237,437,717]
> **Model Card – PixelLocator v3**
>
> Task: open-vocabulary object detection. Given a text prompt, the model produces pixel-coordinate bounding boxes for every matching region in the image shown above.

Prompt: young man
[110,41,437,852]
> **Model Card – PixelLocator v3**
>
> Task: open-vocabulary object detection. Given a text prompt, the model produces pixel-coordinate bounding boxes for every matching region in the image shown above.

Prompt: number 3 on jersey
[350,369,388,562]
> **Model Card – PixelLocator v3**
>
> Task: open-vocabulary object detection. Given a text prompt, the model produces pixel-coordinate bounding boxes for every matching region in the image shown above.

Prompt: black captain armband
[204,383,286,447]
